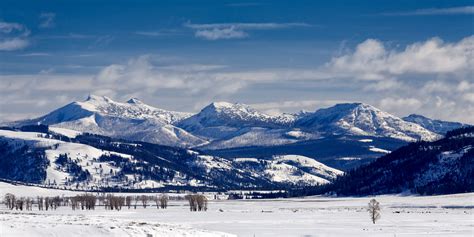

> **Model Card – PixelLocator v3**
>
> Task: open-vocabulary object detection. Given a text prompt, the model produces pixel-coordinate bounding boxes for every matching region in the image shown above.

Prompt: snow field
[0,186,472,237]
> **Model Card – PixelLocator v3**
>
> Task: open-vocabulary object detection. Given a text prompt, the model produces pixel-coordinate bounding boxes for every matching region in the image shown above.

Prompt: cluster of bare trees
[3,193,33,211]
[104,194,125,210]
[44,196,61,210]
[186,194,207,212]
[4,193,60,211]
[156,195,169,209]
[3,193,190,212]
[70,194,97,210]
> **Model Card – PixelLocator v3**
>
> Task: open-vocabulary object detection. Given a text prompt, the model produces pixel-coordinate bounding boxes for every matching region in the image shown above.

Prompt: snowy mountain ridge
[179,101,296,129]
[402,114,467,135]
[7,95,465,151]
[295,103,440,142]
[11,95,204,147]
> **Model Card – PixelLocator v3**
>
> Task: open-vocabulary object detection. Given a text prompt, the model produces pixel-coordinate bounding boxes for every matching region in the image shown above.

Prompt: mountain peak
[85,94,113,103]
[404,114,426,119]
[126,97,144,104]
[330,102,375,111]
[207,101,242,110]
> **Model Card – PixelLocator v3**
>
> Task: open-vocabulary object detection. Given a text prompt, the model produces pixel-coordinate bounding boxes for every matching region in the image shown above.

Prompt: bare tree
[368,199,381,224]
[196,195,207,211]
[140,195,148,208]
[37,196,44,211]
[154,195,160,209]
[70,196,79,210]
[25,197,32,211]
[125,196,132,209]
[15,198,24,211]
[44,197,50,211]
[134,196,139,209]
[4,193,15,210]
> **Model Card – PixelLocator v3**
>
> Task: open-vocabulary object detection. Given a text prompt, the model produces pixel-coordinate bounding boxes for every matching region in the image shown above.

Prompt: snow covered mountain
[176,102,305,148]
[295,103,440,142]
[403,114,467,135]
[0,127,342,190]
[12,95,206,147]
[177,102,295,138]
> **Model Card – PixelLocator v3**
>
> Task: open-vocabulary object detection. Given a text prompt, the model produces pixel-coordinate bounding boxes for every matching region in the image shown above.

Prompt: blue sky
[0,0,473,123]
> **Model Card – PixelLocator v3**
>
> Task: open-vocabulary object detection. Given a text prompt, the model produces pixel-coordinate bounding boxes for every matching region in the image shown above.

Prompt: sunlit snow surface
[0,182,472,237]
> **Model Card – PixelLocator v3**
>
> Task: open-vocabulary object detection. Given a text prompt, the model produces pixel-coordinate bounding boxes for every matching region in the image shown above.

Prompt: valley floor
[0,184,472,236]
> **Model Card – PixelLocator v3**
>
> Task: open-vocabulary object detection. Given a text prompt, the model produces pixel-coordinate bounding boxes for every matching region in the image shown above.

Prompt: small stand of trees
[186,194,207,212]
[368,199,381,224]
[104,194,124,210]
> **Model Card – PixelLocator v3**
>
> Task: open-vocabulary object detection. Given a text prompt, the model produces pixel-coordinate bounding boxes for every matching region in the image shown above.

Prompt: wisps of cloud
[18,52,51,57]
[39,33,96,39]
[0,21,30,51]
[135,30,180,37]
[39,12,56,28]
[184,22,311,40]
[384,6,474,16]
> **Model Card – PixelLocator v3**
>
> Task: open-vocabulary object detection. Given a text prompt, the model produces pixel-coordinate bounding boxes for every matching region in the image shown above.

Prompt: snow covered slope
[0,128,343,190]
[0,129,133,189]
[295,103,440,142]
[233,154,343,185]
[403,114,468,135]
[13,95,205,147]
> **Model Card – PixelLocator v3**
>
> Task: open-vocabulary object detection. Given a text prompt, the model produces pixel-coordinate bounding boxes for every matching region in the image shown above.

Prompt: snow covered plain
[0,183,472,237]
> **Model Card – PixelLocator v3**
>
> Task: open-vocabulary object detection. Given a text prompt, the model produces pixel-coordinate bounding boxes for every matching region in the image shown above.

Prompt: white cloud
[39,12,56,28]
[385,6,474,16]
[251,99,348,115]
[462,93,474,103]
[326,36,474,81]
[364,79,405,91]
[0,21,30,51]
[0,38,29,51]
[379,97,423,113]
[0,22,26,34]
[195,27,248,40]
[185,22,310,40]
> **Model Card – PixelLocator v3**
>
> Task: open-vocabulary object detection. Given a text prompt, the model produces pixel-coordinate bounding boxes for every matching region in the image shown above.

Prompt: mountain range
[0,93,471,193]
[6,95,468,171]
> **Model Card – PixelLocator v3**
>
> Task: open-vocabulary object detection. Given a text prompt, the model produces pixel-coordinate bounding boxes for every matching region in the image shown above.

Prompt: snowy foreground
[0,184,472,236]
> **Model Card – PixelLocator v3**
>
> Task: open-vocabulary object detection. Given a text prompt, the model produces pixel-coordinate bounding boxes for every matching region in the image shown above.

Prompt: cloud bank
[1,36,473,124]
